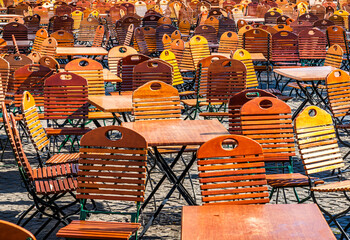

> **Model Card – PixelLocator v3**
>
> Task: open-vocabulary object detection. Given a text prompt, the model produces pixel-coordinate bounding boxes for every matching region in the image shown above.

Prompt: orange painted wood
[88,95,133,113]
[298,28,327,60]
[197,135,269,205]
[181,204,336,240]
[122,119,229,146]
[55,47,108,56]
[0,220,36,240]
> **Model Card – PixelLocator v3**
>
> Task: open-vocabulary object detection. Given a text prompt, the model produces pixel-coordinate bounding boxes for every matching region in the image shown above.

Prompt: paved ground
[0,76,350,239]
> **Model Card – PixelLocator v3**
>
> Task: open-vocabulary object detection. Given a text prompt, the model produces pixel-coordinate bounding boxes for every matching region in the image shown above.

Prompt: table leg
[139,152,197,239]
[311,81,330,111]
[292,81,316,120]
[112,113,122,125]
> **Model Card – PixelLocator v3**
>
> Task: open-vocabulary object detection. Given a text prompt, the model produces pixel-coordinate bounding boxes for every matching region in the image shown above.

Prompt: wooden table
[88,95,132,123]
[59,68,121,83]
[122,119,229,238]
[239,16,265,22]
[274,66,339,119]
[182,204,336,240]
[55,47,108,57]
[273,66,338,81]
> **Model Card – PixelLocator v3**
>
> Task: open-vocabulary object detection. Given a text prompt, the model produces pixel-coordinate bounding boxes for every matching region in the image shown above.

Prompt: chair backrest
[22,91,49,153]
[33,6,49,25]
[273,24,293,32]
[44,72,89,120]
[50,30,74,47]
[271,30,299,63]
[133,59,172,90]
[232,49,258,88]
[228,89,276,134]
[124,23,135,46]
[39,37,57,58]
[32,28,48,53]
[65,58,104,96]
[329,14,345,29]
[27,52,41,64]
[71,10,83,30]
[170,39,185,67]
[291,20,313,34]
[160,50,184,86]
[207,59,247,104]
[194,24,218,45]
[171,30,182,41]
[141,26,156,53]
[78,126,147,203]
[12,64,53,108]
[0,220,36,240]
[0,58,10,95]
[155,24,177,52]
[264,11,282,24]
[313,19,334,32]
[178,19,191,35]
[134,27,149,55]
[204,16,219,33]
[294,106,344,175]
[298,12,319,23]
[92,25,105,47]
[189,35,211,70]
[238,25,253,48]
[239,97,295,162]
[3,22,28,41]
[23,15,40,36]
[158,16,172,26]
[298,28,327,60]
[326,25,348,54]
[325,69,350,118]
[108,46,138,76]
[196,134,269,205]
[243,28,271,60]
[55,4,72,16]
[311,4,326,19]
[2,103,33,180]
[324,44,343,68]
[162,33,172,51]
[218,16,236,38]
[52,15,74,33]
[39,56,60,71]
[119,54,151,92]
[132,80,181,121]
[195,55,228,96]
[218,31,238,54]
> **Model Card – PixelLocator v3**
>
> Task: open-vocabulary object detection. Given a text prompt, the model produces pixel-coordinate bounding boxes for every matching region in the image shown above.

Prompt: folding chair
[294,106,350,239]
[197,134,270,205]
[3,105,78,239]
[56,126,147,240]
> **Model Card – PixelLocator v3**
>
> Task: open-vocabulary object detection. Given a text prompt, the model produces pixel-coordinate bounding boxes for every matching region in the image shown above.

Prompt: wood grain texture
[122,119,228,146]
[181,204,336,240]
[273,66,338,81]
[88,95,133,113]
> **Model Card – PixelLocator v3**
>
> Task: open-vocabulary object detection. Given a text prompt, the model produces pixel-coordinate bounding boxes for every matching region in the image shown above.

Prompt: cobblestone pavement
[0,79,350,239]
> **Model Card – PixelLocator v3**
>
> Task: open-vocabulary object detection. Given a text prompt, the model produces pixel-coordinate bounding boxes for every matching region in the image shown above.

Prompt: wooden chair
[238,25,253,48]
[21,91,80,165]
[2,105,78,239]
[71,10,83,30]
[38,37,57,59]
[313,19,334,32]
[273,24,293,32]
[27,52,41,64]
[159,50,184,87]
[326,25,348,60]
[291,20,313,34]
[50,30,74,47]
[119,54,151,92]
[140,27,157,53]
[232,49,259,89]
[76,17,100,44]
[324,44,344,68]
[133,80,181,121]
[23,15,40,40]
[39,56,60,72]
[56,126,146,240]
[134,27,149,55]
[271,30,299,65]
[33,6,49,25]
[265,11,282,25]
[204,16,219,33]
[32,29,48,53]
[170,39,185,68]
[155,24,177,52]
[133,59,172,90]
[108,46,138,78]
[11,64,54,110]
[189,35,211,71]
[298,12,319,24]
[193,25,218,48]
[0,220,36,240]
[329,14,346,29]
[0,58,10,96]
[142,14,161,28]
[243,28,271,63]
[197,134,270,205]
[294,106,350,239]
[298,28,327,65]
[218,16,236,38]
[52,15,74,33]
[162,33,171,51]
[43,72,91,151]
[171,30,182,41]
[310,4,326,19]
[218,31,238,54]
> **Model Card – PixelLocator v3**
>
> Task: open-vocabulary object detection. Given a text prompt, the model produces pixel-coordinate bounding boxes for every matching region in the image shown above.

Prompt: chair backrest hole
[106,130,122,141]
[79,60,89,66]
[150,82,161,90]
[221,138,238,150]
[259,99,273,109]
[308,109,317,117]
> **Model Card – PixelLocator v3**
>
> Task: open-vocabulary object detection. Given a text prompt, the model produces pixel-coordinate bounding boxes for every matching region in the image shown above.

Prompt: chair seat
[46,127,91,136]
[57,220,141,240]
[267,173,324,187]
[32,163,78,179]
[46,153,80,165]
[311,180,350,192]
[181,99,209,107]
[35,176,77,195]
[179,91,195,96]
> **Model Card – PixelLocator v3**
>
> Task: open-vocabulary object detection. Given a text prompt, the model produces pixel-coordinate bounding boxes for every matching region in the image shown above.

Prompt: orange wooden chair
[39,56,60,72]
[2,104,78,239]
[56,126,147,240]
[294,106,350,239]
[217,31,238,54]
[326,26,349,69]
[0,220,36,240]
[197,134,270,205]
[43,72,91,152]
